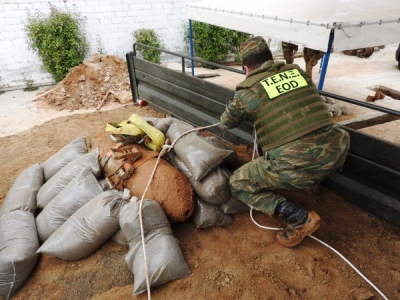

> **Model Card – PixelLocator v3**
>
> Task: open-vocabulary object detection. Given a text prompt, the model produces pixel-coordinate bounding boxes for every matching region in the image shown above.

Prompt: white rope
[137,122,221,300]
[167,122,221,151]
[249,209,389,300]
[252,127,259,161]
[249,127,388,299]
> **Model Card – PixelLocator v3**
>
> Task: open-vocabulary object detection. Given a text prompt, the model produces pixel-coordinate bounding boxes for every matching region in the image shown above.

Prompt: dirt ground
[1,55,399,300]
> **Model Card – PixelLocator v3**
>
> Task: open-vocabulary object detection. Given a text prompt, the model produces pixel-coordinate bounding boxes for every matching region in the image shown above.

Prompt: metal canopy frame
[187,20,334,90]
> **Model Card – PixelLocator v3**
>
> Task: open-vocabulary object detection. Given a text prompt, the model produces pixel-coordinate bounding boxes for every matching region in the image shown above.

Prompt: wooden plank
[136,70,227,116]
[138,84,253,146]
[344,153,400,192]
[343,126,400,171]
[133,57,235,104]
[322,172,400,227]
[136,78,252,133]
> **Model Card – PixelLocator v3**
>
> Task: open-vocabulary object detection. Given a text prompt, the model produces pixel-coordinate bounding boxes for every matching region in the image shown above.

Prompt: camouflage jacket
[220,60,334,153]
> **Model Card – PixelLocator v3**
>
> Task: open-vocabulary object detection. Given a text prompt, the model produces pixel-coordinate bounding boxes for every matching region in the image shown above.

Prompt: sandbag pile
[0,136,113,299]
[90,129,195,223]
[145,117,250,229]
[36,166,104,242]
[0,116,251,298]
[37,189,124,261]
[36,148,101,209]
[1,129,197,298]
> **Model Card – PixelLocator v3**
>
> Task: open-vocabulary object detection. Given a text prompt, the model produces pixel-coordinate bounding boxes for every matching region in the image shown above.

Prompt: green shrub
[187,21,251,65]
[133,29,164,64]
[24,5,89,82]
[96,34,105,54]
[22,76,38,92]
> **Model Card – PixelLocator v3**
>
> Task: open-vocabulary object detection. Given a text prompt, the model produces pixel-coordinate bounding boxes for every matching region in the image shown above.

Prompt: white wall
[0,0,195,90]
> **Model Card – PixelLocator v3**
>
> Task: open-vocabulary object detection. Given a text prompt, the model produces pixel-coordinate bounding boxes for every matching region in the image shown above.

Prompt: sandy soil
[0,102,398,300]
[1,53,399,300]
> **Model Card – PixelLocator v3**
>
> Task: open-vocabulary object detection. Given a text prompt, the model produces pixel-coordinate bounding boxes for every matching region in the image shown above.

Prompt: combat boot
[274,200,321,247]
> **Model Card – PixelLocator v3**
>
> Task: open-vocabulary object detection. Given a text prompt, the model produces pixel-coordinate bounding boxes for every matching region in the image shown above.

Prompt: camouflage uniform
[343,48,374,58]
[303,47,325,78]
[227,124,349,214]
[342,49,357,56]
[281,42,298,64]
[220,38,350,216]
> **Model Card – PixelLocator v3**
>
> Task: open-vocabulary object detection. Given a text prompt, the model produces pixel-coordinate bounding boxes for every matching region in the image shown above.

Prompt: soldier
[281,41,298,64]
[220,36,350,247]
[303,47,325,78]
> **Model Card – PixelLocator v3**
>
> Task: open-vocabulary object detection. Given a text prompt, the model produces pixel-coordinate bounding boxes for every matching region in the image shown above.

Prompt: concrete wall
[0,0,195,90]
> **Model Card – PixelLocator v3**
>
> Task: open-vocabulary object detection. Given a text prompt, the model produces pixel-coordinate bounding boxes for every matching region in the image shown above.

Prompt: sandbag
[91,131,194,223]
[191,196,233,229]
[142,116,178,134]
[98,178,110,191]
[0,163,43,218]
[220,196,250,214]
[166,120,233,181]
[203,135,239,168]
[111,228,129,247]
[165,150,191,177]
[41,136,87,181]
[36,166,103,242]
[0,210,39,300]
[166,151,231,205]
[190,167,231,205]
[37,149,101,209]
[119,199,191,295]
[37,190,123,261]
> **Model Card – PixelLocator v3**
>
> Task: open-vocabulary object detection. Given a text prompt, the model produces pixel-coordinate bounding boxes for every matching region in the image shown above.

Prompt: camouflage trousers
[229,124,350,215]
[303,47,325,77]
[282,42,298,64]
[283,49,295,64]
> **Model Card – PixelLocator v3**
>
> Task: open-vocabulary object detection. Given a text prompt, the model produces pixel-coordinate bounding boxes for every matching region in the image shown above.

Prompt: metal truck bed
[126,48,400,227]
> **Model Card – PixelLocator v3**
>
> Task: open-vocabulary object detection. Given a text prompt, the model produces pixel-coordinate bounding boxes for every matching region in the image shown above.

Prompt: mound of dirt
[35,54,132,111]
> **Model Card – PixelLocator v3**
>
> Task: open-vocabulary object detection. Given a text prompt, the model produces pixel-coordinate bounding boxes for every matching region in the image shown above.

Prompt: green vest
[237,62,333,152]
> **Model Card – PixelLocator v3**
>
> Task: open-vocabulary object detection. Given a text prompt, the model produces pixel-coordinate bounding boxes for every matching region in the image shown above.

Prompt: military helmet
[239,36,269,62]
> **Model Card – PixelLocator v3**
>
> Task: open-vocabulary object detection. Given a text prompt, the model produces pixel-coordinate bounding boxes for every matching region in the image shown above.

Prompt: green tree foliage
[188,21,251,64]
[133,29,164,64]
[24,5,89,82]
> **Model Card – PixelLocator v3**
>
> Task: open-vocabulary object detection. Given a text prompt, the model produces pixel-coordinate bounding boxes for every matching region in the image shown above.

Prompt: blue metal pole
[189,19,195,76]
[318,29,335,91]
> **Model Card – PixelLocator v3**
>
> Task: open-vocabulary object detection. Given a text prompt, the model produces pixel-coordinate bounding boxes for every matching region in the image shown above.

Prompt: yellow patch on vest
[259,69,308,99]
